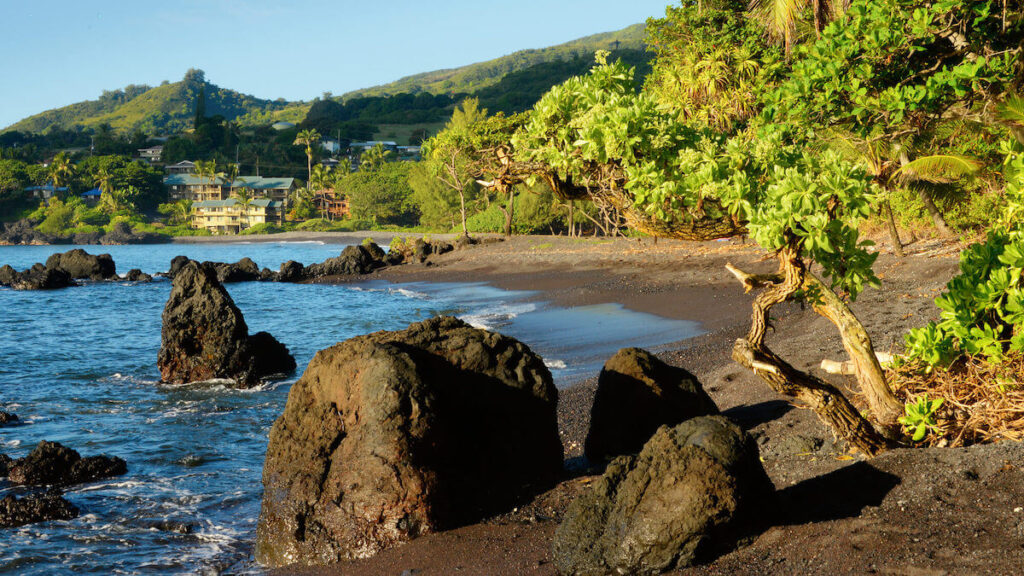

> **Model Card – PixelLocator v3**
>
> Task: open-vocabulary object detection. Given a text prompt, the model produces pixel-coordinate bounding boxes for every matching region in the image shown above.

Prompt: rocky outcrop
[0,263,76,290]
[0,490,79,528]
[98,222,164,245]
[157,260,295,387]
[302,244,386,278]
[0,412,18,427]
[555,416,773,575]
[585,348,719,463]
[45,249,117,280]
[0,454,11,476]
[125,269,153,282]
[203,257,262,283]
[7,441,126,487]
[256,316,563,568]
[0,219,60,245]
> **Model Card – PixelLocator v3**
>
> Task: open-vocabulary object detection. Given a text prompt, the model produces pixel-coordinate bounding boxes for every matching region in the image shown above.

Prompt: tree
[421,99,491,237]
[235,187,252,230]
[194,159,219,198]
[310,164,333,219]
[48,152,74,197]
[358,143,391,172]
[224,163,240,197]
[344,162,418,226]
[293,129,321,189]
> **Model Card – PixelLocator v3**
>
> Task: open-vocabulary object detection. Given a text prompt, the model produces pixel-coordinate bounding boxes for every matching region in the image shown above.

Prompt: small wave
[544,359,567,370]
[391,287,429,300]
[459,302,538,330]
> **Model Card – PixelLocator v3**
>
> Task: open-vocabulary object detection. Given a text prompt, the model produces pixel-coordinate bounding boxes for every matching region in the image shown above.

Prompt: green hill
[341,23,647,99]
[4,69,310,135]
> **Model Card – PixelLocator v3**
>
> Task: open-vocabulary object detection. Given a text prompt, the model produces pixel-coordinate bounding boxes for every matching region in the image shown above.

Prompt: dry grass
[888,355,1024,446]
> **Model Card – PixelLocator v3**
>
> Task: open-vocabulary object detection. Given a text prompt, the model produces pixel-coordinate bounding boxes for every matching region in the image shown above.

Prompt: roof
[192,198,282,209]
[164,174,294,189]
[168,160,195,167]
[81,188,102,197]
[138,146,164,153]
[25,184,69,192]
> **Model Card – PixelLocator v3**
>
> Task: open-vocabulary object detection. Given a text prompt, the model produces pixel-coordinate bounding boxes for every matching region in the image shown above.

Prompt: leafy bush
[241,223,284,235]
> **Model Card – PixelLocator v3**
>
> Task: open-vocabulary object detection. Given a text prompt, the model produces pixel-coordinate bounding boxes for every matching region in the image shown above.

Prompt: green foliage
[905,148,1024,365]
[35,198,75,236]
[899,395,945,442]
[240,222,284,235]
[341,162,419,226]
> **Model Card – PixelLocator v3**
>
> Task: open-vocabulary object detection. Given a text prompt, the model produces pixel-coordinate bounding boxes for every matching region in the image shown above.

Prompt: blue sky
[0,0,672,129]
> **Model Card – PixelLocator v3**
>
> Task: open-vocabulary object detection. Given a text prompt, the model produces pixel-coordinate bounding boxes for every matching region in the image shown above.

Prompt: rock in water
[7,441,127,486]
[157,260,295,387]
[44,249,116,280]
[256,316,563,568]
[0,489,79,528]
[555,416,773,575]
[0,411,17,427]
[585,348,719,463]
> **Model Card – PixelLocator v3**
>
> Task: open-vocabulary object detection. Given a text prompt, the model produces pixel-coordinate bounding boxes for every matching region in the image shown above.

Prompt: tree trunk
[884,199,905,258]
[459,190,468,237]
[915,187,952,237]
[727,249,894,456]
[568,201,574,238]
[503,189,516,237]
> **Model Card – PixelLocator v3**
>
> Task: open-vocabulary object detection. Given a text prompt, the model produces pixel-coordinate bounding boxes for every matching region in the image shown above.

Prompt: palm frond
[891,155,982,185]
[748,0,807,53]
[998,94,1024,127]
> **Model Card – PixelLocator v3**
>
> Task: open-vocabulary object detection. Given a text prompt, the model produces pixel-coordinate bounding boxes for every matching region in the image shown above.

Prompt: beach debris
[0,489,79,529]
[821,352,894,375]
[256,316,562,568]
[555,416,773,575]
[157,260,296,387]
[585,347,719,463]
[7,441,126,487]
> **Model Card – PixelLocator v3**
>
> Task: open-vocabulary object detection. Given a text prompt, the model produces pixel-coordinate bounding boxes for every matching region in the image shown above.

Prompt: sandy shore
[272,234,1024,576]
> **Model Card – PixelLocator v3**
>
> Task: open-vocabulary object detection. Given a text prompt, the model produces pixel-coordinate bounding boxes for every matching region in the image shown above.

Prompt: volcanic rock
[203,257,261,283]
[45,249,116,280]
[0,454,11,476]
[300,244,386,279]
[256,315,563,568]
[157,260,295,386]
[7,441,126,486]
[0,411,18,427]
[554,416,773,575]
[125,268,153,282]
[277,260,305,282]
[0,489,79,528]
[5,265,76,290]
[585,348,719,463]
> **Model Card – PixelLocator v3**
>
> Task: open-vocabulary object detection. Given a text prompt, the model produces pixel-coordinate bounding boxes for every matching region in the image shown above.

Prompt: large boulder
[99,221,164,245]
[555,416,773,575]
[7,441,126,486]
[125,268,153,282]
[585,348,719,463]
[0,219,59,245]
[203,257,262,283]
[0,454,11,476]
[45,248,116,280]
[256,316,563,568]
[157,260,295,387]
[0,489,79,528]
[277,260,305,282]
[300,244,386,279]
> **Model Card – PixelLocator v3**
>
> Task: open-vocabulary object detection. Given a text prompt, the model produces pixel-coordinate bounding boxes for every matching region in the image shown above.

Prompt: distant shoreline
[171,230,498,245]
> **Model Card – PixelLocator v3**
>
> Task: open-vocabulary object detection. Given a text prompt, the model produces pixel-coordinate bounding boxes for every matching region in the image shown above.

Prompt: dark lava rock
[0,411,18,427]
[256,316,563,567]
[454,235,478,250]
[0,219,58,245]
[277,260,305,282]
[433,241,454,255]
[585,348,719,463]
[362,240,387,262]
[99,222,164,245]
[555,416,773,575]
[168,255,190,278]
[203,257,261,283]
[45,249,116,280]
[302,244,386,279]
[0,489,79,528]
[8,441,127,486]
[8,266,76,290]
[259,267,277,281]
[125,268,153,282]
[385,250,406,266]
[412,238,432,262]
[0,454,11,476]
[157,260,295,387]
[0,265,17,286]
[72,231,103,245]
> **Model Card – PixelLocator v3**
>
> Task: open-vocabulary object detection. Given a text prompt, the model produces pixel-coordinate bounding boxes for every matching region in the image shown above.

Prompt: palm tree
[48,153,74,198]
[94,167,115,196]
[748,0,835,57]
[293,129,321,189]
[194,160,220,200]
[310,164,333,220]
[224,163,240,198]
[359,143,391,172]
[235,187,252,231]
[173,199,192,226]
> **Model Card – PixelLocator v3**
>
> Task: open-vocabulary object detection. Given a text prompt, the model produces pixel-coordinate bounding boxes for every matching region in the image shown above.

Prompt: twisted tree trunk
[727,248,895,456]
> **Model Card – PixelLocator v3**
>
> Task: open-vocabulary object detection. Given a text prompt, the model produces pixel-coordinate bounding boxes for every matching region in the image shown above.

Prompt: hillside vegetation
[342,23,646,99]
[5,70,309,135]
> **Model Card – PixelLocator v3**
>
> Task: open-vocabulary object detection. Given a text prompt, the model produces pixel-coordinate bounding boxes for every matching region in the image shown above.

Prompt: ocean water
[0,242,702,575]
